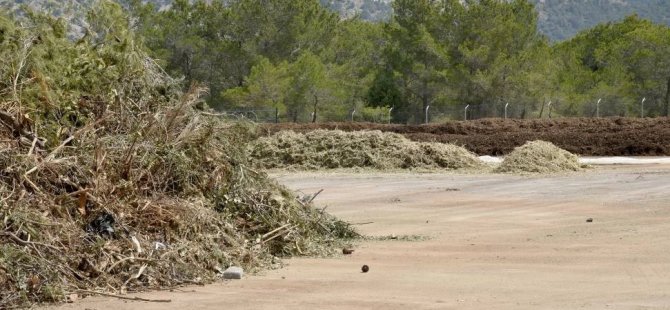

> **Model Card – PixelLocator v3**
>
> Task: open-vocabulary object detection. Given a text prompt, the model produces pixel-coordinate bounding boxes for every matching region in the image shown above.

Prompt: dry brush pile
[249,130,485,170]
[495,140,583,173]
[0,6,356,308]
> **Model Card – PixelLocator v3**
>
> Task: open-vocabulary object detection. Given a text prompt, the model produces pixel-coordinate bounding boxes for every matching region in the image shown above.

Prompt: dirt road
[54,166,670,309]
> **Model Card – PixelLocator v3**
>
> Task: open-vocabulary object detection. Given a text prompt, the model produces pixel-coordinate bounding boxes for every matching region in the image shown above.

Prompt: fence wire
[213,100,666,124]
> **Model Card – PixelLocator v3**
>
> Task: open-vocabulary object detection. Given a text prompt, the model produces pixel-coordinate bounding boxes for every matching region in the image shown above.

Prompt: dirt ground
[53,165,670,309]
[262,117,670,156]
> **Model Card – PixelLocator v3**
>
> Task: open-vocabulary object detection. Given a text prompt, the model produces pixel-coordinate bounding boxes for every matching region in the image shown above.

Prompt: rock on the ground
[223,266,244,279]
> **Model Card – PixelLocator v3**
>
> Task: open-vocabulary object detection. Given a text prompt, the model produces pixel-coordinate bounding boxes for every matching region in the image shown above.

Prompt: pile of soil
[249,130,484,170]
[495,140,582,173]
[262,117,670,156]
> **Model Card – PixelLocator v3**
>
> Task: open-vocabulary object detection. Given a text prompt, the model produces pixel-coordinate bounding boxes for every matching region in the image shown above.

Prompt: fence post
[596,98,602,118]
[504,102,509,119]
[464,105,470,121]
[641,97,646,118]
[388,107,394,124]
[275,107,279,123]
[425,105,430,124]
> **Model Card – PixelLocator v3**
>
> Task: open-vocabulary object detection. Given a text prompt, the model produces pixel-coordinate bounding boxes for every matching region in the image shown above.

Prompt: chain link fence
[213,99,666,124]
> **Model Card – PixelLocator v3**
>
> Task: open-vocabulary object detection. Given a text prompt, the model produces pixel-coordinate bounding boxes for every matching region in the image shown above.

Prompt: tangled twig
[0,231,61,251]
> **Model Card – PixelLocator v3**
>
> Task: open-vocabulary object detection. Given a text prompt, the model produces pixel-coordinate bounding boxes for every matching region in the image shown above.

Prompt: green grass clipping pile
[495,140,582,173]
[249,129,485,170]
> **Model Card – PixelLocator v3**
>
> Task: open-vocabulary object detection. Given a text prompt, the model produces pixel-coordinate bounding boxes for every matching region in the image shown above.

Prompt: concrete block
[223,266,244,279]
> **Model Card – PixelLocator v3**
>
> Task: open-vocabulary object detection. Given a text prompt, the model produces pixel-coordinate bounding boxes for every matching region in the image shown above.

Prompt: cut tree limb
[77,290,171,303]
[307,189,324,204]
[0,231,60,251]
[0,110,45,148]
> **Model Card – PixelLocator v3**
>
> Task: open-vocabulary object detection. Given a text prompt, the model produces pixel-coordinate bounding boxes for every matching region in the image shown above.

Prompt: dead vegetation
[495,140,582,173]
[249,130,485,171]
[0,10,356,308]
[0,89,357,308]
[0,87,357,307]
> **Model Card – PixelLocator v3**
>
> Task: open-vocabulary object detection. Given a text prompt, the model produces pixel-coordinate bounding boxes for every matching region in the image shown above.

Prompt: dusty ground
[53,165,670,309]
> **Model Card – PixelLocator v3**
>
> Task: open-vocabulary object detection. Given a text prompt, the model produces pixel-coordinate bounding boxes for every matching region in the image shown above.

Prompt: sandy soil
[52,165,670,309]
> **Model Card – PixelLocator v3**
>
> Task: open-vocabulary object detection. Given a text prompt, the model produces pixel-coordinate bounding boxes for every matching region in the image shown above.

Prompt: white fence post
[425,105,430,124]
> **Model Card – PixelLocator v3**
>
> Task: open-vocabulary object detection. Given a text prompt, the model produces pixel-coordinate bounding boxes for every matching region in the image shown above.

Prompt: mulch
[262,117,670,156]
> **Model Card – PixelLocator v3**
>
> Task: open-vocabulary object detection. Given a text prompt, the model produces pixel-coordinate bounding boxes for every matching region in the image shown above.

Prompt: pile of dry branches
[0,80,355,308]
[0,9,357,306]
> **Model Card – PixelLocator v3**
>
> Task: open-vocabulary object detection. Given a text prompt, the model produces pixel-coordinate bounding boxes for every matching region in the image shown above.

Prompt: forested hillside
[318,0,670,41]
[3,0,669,41]
[532,0,670,41]
[0,0,668,123]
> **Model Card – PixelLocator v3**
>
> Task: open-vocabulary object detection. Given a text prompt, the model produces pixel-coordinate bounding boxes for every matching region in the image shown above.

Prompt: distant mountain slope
[531,0,670,41]
[319,0,391,21]
[0,0,93,17]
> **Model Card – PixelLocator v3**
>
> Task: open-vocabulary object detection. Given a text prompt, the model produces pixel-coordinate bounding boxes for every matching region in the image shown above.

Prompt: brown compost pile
[249,129,485,170]
[495,140,583,173]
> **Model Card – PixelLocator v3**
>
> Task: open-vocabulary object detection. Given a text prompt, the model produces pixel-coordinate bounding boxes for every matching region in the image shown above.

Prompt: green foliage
[448,0,549,118]
[0,1,174,143]
[11,0,670,122]
[373,0,551,122]
[321,0,670,42]
[222,57,288,109]
[367,69,405,110]
[554,15,670,116]
[134,0,383,122]
[322,18,383,118]
[378,0,450,123]
[131,0,342,110]
[285,52,333,122]
[119,0,670,121]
